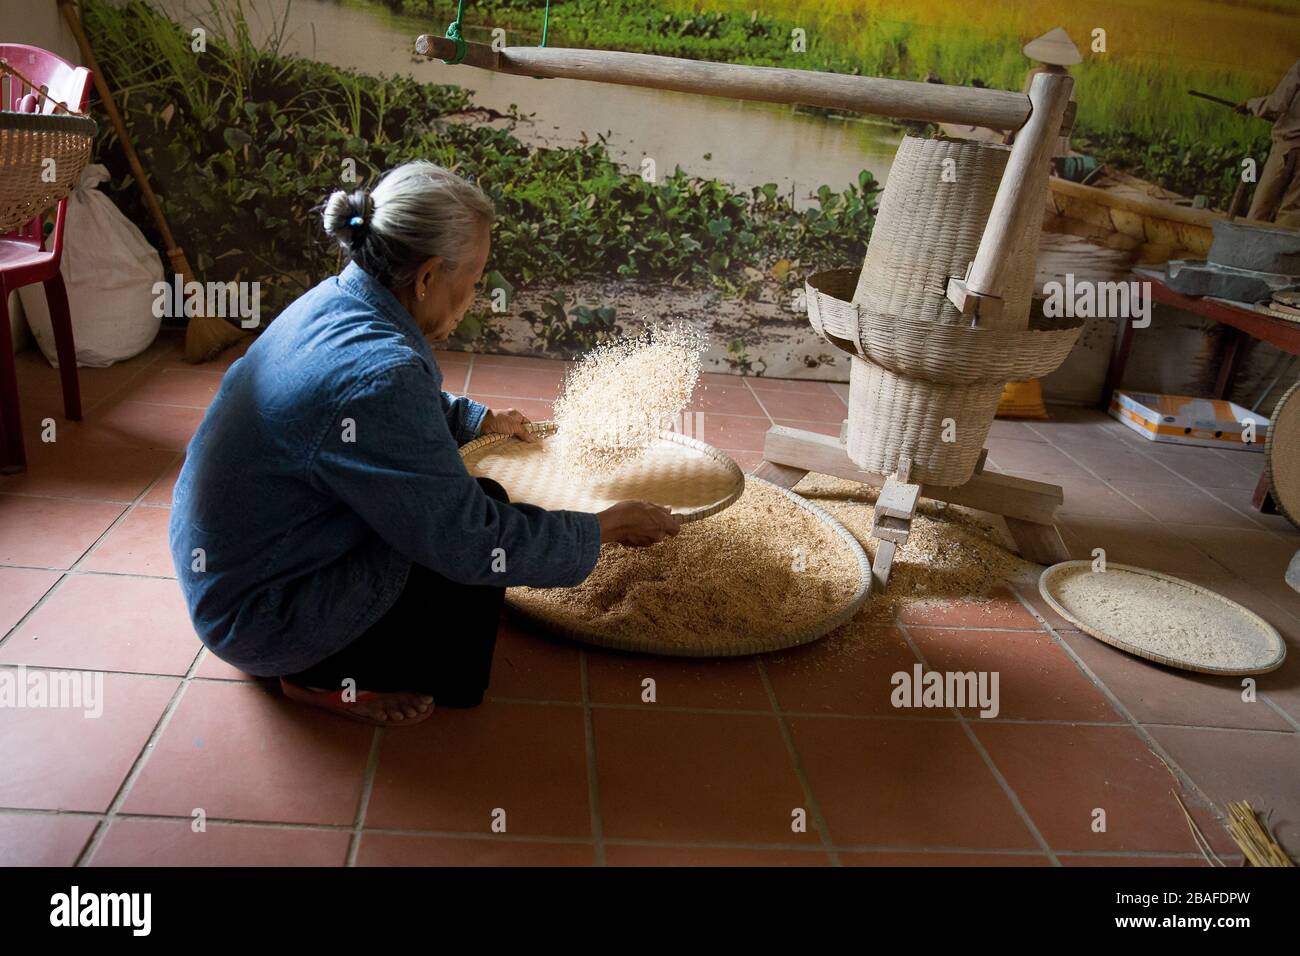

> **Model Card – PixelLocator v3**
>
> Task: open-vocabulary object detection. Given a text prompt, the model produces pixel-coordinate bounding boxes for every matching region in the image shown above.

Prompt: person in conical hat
[1004,28,1080,157]
[1236,59,1300,228]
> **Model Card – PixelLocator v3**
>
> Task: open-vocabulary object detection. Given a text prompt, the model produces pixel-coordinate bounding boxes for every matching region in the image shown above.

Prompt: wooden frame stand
[753,425,1071,582]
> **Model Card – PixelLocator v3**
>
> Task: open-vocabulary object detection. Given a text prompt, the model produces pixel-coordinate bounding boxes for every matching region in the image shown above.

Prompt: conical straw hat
[1023,27,1082,66]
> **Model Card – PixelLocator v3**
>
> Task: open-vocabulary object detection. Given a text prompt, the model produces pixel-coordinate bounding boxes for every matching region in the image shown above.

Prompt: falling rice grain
[553,322,707,473]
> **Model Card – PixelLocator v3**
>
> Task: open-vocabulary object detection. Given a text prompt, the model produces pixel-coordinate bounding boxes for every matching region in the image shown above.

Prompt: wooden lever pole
[945,71,1074,326]
[414,35,1033,131]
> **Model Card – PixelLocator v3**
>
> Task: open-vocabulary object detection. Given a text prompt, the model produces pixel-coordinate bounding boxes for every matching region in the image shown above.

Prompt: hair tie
[348,209,369,244]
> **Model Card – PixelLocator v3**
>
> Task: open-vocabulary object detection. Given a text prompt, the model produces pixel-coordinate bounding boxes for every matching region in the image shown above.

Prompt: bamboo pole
[414,36,1033,131]
[57,0,246,362]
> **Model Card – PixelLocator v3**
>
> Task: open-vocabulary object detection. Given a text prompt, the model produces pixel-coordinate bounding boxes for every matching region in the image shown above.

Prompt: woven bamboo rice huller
[805,135,1076,486]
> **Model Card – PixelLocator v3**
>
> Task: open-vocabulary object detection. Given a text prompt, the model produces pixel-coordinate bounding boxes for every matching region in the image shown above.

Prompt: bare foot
[279,679,434,727]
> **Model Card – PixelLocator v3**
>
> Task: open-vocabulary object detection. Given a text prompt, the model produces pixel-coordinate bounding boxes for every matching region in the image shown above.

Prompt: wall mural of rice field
[89,0,1298,377]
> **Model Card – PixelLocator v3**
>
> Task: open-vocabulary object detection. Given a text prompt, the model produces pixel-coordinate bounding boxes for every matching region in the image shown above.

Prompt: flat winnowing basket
[1264,380,1300,530]
[0,110,97,234]
[459,421,745,521]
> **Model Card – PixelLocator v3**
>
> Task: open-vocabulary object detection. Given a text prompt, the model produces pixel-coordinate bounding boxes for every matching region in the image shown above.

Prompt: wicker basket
[847,358,1002,486]
[806,268,1083,385]
[0,110,97,234]
[851,135,1044,334]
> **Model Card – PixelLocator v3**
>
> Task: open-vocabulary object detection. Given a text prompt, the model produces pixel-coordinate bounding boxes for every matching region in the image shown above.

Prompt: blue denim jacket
[169,262,601,676]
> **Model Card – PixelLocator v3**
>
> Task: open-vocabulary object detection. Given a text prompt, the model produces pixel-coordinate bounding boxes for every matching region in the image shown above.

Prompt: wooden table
[1105,270,1300,405]
[1104,268,1300,512]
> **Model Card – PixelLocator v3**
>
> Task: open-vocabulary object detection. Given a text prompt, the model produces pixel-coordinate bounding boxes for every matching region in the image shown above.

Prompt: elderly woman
[170,161,679,726]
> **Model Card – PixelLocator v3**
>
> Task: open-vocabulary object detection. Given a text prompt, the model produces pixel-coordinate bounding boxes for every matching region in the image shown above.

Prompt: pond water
[158,0,902,205]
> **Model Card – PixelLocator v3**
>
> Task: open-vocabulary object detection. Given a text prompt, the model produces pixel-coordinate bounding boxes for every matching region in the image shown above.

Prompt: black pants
[284,478,508,708]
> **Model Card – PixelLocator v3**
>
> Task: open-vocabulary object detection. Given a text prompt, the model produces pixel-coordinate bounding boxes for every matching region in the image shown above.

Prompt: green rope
[442,0,548,63]
[442,0,467,64]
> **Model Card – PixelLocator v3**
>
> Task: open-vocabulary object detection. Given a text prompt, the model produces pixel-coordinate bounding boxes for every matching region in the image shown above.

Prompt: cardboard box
[1108,391,1268,451]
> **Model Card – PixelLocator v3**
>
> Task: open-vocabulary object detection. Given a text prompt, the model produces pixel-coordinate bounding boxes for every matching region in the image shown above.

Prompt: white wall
[0,0,82,60]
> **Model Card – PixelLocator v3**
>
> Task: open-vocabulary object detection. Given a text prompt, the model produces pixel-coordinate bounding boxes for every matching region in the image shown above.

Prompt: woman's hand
[597,501,682,547]
[481,407,537,443]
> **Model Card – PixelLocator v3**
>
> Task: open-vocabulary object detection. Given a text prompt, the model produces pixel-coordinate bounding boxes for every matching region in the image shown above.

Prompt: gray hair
[323,161,495,290]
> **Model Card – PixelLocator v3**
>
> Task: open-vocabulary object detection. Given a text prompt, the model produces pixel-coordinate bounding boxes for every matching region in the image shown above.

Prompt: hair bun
[323,187,373,248]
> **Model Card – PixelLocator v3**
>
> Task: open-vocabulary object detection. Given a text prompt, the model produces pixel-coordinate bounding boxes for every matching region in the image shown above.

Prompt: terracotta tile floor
[2,332,1298,866]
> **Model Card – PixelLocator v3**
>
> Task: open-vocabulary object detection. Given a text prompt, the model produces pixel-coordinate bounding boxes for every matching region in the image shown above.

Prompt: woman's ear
[413,255,444,301]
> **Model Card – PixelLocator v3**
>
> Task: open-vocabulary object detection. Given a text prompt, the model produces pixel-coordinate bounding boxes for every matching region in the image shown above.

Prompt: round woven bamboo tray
[806,267,1084,384]
[0,110,97,233]
[504,477,874,657]
[459,421,744,521]
[1039,561,1286,675]
[1264,380,1300,530]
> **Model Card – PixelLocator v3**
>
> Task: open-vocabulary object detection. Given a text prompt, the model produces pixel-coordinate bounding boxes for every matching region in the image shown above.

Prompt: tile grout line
[461,352,476,394]
[740,378,779,426]
[2,804,1233,860]
[578,649,606,865]
[346,728,386,867]
[65,449,185,577]
[1006,585,1237,844]
[73,650,204,866]
[1027,416,1290,542]
[755,658,841,866]
[25,804,1231,859]
[0,448,184,651]
[1258,694,1300,733]
[895,620,1061,866]
[1026,421,1300,621]
[2,659,1288,734]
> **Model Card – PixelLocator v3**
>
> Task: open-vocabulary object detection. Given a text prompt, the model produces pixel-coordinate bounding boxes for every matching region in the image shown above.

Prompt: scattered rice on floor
[552,322,706,473]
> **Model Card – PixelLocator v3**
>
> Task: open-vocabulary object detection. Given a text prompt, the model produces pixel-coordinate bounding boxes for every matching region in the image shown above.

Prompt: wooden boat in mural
[939,122,1223,264]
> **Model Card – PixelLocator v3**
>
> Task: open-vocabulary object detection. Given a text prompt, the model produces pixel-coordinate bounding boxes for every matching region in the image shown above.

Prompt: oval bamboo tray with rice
[1039,561,1286,675]
[461,423,872,656]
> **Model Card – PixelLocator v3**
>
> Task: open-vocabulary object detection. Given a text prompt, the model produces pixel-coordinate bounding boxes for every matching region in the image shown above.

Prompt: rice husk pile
[509,479,865,652]
[1048,568,1280,671]
[553,322,706,473]
[790,473,1037,628]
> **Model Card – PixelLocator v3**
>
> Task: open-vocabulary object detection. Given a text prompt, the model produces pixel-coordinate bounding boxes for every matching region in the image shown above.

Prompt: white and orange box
[1108,390,1269,452]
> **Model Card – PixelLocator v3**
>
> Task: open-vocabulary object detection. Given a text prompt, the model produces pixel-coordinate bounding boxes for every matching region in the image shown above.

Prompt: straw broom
[57,0,248,363]
[1226,801,1294,867]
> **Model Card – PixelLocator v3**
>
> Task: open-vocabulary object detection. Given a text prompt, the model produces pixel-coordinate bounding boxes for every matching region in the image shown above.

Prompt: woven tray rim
[504,476,874,658]
[459,419,746,523]
[0,110,97,138]
[1263,380,1300,531]
[1038,560,1286,676]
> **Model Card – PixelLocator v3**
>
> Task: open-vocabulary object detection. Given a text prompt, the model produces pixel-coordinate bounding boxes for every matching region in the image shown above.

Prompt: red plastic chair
[0,44,93,473]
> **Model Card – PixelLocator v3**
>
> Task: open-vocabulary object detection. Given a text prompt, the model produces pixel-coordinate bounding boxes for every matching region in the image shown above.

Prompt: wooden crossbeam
[413,36,1034,130]
[761,426,1063,525]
